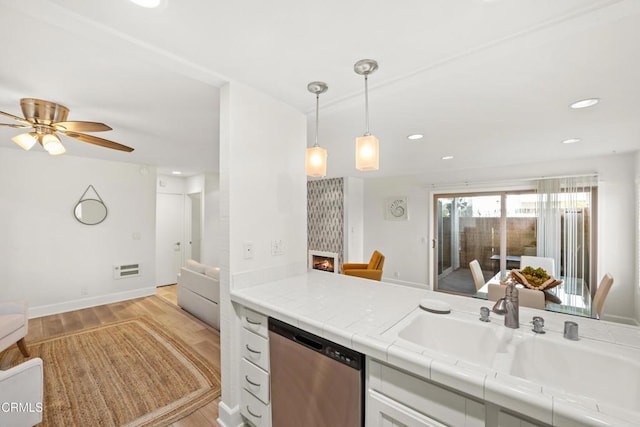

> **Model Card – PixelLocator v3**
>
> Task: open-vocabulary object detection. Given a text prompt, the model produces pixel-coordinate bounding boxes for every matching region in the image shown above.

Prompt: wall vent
[113,263,141,279]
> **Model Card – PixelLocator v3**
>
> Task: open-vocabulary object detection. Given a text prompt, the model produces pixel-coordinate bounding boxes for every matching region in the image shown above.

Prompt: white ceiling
[1,0,639,179]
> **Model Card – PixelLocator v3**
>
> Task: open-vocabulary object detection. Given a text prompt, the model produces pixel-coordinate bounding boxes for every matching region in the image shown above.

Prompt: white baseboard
[29,287,156,318]
[383,277,429,290]
[217,400,244,427]
[602,313,640,326]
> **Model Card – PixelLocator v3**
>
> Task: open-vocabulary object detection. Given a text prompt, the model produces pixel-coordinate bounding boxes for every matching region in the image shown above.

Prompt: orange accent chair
[343,251,385,281]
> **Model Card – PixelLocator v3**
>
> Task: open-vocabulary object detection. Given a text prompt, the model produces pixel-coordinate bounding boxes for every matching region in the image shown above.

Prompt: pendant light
[305,81,328,177]
[354,59,379,171]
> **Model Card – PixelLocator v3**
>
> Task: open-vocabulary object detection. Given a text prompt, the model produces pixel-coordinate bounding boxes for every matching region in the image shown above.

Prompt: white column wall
[217,81,307,425]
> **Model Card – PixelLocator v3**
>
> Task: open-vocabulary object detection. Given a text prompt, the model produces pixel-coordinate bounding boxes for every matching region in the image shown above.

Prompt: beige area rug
[4,317,220,426]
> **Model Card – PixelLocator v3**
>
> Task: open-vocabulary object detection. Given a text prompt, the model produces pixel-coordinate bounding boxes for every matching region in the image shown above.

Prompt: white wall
[0,148,157,317]
[217,81,307,426]
[202,173,221,267]
[635,151,640,325]
[363,152,638,323]
[363,175,429,287]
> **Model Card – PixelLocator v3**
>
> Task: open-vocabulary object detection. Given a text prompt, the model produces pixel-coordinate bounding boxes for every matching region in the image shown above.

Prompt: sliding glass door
[435,193,502,295]
[434,188,596,297]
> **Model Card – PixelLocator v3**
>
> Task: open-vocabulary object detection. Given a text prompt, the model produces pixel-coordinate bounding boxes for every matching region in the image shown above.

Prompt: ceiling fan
[0,98,134,155]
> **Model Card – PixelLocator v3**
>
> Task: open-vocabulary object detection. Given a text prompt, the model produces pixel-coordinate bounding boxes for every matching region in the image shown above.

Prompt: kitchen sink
[510,335,640,412]
[392,311,504,367]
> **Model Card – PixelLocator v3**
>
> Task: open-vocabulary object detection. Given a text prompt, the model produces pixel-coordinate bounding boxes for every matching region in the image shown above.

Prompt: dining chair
[592,273,614,319]
[487,283,546,310]
[520,255,556,277]
[469,260,485,291]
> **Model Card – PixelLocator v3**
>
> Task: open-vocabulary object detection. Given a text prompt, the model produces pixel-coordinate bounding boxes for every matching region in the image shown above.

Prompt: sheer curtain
[536,179,561,276]
[536,175,596,283]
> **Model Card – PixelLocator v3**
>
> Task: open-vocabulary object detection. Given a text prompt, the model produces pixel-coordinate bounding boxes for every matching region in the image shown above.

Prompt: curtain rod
[425,172,598,190]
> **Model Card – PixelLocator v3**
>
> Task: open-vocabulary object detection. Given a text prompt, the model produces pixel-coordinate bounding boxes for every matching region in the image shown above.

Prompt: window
[434,183,596,300]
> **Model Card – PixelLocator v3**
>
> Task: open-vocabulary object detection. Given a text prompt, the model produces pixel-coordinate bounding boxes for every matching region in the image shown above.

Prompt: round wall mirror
[74,199,108,225]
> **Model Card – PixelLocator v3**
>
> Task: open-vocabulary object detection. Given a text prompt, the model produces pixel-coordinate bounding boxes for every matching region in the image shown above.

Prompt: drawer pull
[246,405,262,419]
[246,317,262,326]
[245,344,261,355]
[245,375,261,387]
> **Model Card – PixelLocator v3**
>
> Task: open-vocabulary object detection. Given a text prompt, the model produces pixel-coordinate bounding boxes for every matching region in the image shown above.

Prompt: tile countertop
[231,270,640,426]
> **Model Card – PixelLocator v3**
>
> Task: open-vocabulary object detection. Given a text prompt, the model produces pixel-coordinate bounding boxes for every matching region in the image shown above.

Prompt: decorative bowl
[510,268,563,291]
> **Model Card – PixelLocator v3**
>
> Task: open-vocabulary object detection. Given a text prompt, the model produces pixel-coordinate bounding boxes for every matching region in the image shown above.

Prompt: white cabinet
[238,306,271,427]
[368,389,447,427]
[367,359,484,427]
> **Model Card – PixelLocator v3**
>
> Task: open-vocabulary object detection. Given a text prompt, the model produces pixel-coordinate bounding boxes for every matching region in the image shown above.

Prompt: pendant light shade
[355,134,379,171]
[354,59,379,171]
[305,146,328,177]
[306,81,328,177]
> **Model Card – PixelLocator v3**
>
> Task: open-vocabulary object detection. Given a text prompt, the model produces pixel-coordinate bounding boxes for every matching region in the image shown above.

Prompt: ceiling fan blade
[63,131,134,152]
[53,121,112,132]
[0,110,31,125]
[0,123,30,129]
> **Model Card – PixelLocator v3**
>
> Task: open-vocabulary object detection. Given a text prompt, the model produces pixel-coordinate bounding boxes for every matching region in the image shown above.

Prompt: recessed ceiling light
[561,138,581,144]
[171,171,182,175]
[569,98,600,109]
[441,155,454,160]
[130,0,162,8]
[407,133,424,140]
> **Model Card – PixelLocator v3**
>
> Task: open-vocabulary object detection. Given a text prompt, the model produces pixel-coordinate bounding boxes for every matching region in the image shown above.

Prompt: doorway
[156,193,185,286]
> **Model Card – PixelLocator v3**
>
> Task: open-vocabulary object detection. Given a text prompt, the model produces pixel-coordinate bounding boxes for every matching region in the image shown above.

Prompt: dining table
[475,271,593,318]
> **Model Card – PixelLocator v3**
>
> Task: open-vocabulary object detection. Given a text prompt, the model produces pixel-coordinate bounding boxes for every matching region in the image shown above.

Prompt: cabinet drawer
[241,388,271,427]
[241,307,269,338]
[241,357,270,404]
[370,359,474,426]
[367,389,447,427]
[241,328,270,372]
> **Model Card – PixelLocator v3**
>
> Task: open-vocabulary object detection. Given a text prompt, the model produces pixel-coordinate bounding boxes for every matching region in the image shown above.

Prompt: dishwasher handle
[293,334,323,351]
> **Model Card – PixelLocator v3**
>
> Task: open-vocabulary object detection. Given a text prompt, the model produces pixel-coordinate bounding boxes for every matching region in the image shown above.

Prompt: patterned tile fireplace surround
[307,177,344,273]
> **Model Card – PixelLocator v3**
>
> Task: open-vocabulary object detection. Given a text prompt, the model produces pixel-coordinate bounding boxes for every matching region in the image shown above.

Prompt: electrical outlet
[394,271,400,279]
[80,286,88,296]
[243,242,254,259]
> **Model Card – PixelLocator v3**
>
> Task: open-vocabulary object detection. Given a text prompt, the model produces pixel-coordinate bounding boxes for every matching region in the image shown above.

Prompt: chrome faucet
[504,281,519,329]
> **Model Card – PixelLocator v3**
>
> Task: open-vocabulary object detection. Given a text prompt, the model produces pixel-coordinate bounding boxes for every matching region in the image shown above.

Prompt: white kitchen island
[231,270,640,426]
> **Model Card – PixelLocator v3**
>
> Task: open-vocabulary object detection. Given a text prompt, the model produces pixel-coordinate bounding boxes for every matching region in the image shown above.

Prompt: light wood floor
[22,285,221,427]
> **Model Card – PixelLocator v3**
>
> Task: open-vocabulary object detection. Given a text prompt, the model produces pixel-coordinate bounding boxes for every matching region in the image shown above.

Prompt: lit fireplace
[313,255,335,272]
[308,250,339,274]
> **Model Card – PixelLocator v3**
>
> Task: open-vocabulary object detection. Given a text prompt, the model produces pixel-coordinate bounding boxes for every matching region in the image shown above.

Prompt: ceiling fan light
[305,146,327,177]
[355,134,379,171]
[42,133,66,155]
[11,132,38,150]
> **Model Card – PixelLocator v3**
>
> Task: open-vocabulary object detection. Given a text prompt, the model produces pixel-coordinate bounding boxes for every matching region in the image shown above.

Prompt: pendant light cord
[315,93,320,147]
[364,74,370,136]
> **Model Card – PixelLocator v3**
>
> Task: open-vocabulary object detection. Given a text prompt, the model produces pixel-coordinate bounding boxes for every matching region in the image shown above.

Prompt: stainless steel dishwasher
[268,317,364,427]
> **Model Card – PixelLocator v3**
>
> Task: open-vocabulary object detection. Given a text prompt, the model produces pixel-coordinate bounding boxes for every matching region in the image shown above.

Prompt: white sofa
[177,260,220,330]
